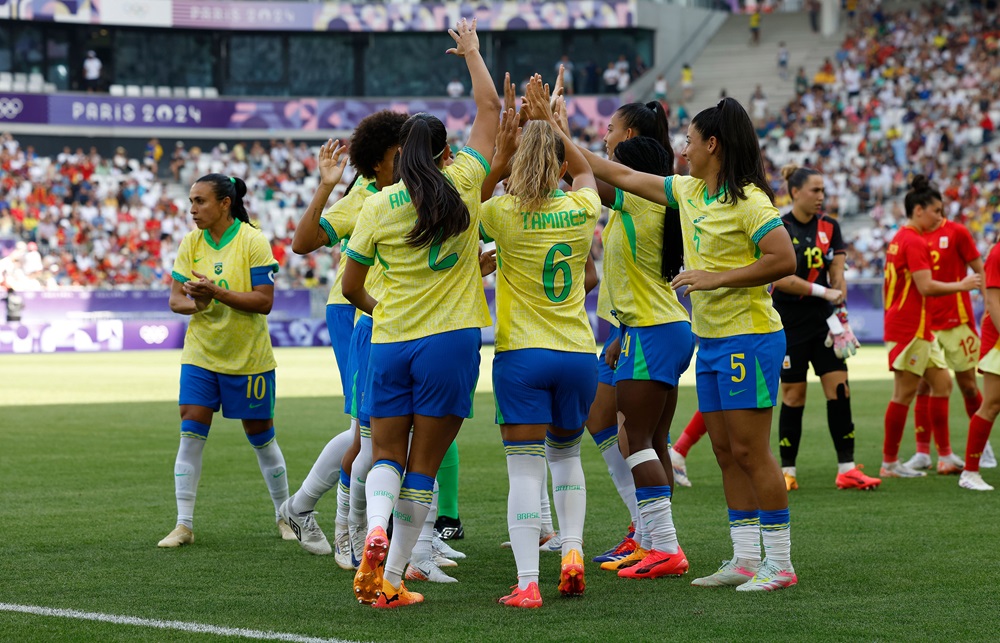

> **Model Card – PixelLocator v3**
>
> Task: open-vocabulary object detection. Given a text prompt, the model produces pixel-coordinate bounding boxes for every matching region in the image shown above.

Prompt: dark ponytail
[398,113,469,248]
[690,97,774,205]
[195,173,253,226]
[614,137,683,280]
[615,101,674,170]
[903,175,942,218]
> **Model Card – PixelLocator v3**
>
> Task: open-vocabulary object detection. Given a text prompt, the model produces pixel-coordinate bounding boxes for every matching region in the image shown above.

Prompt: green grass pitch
[2,347,999,642]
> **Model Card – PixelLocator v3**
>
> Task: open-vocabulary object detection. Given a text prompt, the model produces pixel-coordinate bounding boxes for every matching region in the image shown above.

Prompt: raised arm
[581,145,668,206]
[291,139,348,255]
[448,18,501,161]
[481,106,518,202]
[524,77,595,194]
[672,225,796,295]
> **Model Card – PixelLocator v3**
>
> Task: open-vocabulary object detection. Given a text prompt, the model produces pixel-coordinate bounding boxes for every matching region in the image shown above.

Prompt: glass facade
[0,20,653,97]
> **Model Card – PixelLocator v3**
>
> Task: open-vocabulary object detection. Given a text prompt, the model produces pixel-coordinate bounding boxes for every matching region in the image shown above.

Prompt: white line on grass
[0,603,365,643]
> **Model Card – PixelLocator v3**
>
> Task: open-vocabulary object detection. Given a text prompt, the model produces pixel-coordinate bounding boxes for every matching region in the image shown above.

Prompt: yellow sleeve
[447,148,490,197]
[346,200,377,266]
[743,189,784,247]
[320,180,366,247]
[171,233,193,283]
[572,187,602,220]
[248,230,279,271]
[663,175,680,208]
[480,196,499,242]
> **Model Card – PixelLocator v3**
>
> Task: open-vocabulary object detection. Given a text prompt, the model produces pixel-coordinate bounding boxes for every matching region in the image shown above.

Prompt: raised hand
[317,139,348,188]
[446,18,480,58]
[551,64,566,108]
[479,248,497,277]
[523,74,553,121]
[553,95,571,136]
[492,107,519,176]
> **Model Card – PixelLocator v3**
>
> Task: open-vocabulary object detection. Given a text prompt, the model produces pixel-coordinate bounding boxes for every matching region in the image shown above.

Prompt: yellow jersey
[320,177,379,306]
[346,148,492,343]
[172,220,278,374]
[481,187,600,353]
[604,188,689,327]
[664,175,784,338]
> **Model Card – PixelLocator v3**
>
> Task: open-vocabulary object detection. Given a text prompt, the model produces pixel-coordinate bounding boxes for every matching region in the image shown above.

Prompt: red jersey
[979,244,1000,357]
[923,220,980,331]
[884,226,933,343]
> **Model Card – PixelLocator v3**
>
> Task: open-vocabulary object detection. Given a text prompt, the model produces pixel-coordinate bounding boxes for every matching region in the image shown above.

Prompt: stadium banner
[0,320,186,354]
[0,92,618,135]
[15,289,311,323]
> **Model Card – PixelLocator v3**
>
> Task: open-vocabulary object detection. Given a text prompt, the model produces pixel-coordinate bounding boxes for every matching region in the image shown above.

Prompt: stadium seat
[109,84,125,96]
[43,82,56,93]
[11,78,26,92]
[125,85,141,97]
[0,73,11,91]
[172,87,187,97]
[157,86,172,97]
[187,86,203,98]
[13,72,27,85]
[141,86,156,97]
[28,72,43,85]
[204,87,219,99]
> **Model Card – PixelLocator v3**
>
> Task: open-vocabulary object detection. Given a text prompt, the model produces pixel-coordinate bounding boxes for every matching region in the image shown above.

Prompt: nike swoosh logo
[193,258,202,263]
[729,389,747,396]
[175,473,189,477]
[249,402,262,408]
[272,471,284,478]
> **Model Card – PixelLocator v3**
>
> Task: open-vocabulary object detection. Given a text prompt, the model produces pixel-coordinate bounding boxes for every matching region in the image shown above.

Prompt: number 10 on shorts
[246,375,267,400]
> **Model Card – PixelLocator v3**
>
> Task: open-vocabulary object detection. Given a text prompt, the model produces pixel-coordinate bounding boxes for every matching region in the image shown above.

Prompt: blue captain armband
[250,264,278,286]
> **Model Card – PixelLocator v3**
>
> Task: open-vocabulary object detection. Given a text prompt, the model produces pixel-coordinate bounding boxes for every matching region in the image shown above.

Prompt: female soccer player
[342,18,500,609]
[771,165,880,491]
[881,176,979,478]
[904,209,984,475]
[962,240,1000,491]
[281,111,407,566]
[479,90,598,607]
[586,100,683,567]
[582,97,800,592]
[159,174,290,548]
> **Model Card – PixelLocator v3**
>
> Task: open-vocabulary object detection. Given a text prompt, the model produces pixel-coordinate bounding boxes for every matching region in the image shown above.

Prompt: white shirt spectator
[446,79,465,98]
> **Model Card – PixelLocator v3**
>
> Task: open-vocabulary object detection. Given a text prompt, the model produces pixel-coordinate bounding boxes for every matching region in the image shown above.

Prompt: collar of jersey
[203,219,241,250]
[703,184,725,205]
[366,182,378,193]
[551,189,566,198]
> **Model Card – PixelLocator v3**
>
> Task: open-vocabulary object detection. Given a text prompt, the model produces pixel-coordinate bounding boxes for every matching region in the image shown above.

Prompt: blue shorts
[597,325,621,386]
[615,321,694,387]
[695,331,784,413]
[179,364,275,420]
[363,328,481,419]
[347,315,373,426]
[326,303,356,414]
[493,349,598,430]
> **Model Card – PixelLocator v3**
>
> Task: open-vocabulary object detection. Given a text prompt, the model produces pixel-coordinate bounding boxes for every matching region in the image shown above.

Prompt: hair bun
[911,174,930,191]
[780,164,799,181]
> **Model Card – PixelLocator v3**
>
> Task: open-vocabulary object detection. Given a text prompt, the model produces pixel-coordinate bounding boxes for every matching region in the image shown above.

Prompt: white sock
[729,510,762,564]
[505,442,545,590]
[365,461,403,534]
[174,436,206,529]
[594,426,639,527]
[837,461,856,474]
[383,472,434,588]
[349,431,373,529]
[760,509,792,568]
[412,483,439,562]
[636,492,678,554]
[545,433,587,557]
[336,473,351,529]
[782,466,797,478]
[253,439,288,515]
[292,427,354,514]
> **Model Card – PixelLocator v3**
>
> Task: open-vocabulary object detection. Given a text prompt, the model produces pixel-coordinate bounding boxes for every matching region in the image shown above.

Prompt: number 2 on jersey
[543,243,572,303]
[428,240,458,271]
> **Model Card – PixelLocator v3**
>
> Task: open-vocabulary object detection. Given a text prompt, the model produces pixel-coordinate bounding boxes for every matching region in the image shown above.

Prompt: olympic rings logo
[0,98,24,119]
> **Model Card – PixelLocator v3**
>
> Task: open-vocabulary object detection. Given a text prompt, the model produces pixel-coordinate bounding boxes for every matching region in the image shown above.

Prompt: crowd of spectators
[1,2,999,295]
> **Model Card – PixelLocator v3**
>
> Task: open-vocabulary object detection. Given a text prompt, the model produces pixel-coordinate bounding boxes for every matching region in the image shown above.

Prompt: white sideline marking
[0,603,363,643]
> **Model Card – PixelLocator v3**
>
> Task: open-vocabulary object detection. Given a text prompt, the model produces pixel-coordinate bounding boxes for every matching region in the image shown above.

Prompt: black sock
[827,384,855,464]
[778,404,805,468]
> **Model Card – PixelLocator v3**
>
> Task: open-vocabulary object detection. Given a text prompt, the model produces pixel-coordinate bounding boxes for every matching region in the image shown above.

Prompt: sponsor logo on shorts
[729,388,747,397]
[782,355,791,370]
[249,402,263,409]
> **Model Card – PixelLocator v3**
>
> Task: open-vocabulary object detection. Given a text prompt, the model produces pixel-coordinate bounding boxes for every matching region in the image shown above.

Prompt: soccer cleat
[371,579,423,609]
[937,453,965,475]
[618,547,688,579]
[880,461,927,478]
[835,465,882,490]
[600,547,648,571]
[735,559,798,592]
[433,554,458,568]
[670,448,692,487]
[959,471,994,491]
[903,452,932,471]
[981,442,997,469]
[558,549,586,596]
[592,536,638,564]
[353,526,389,605]
[334,525,354,570]
[501,530,560,552]
[434,515,464,540]
[278,498,332,556]
[157,524,194,548]
[784,472,799,491]
[277,518,297,541]
[691,558,758,587]
[348,522,365,569]
[432,533,466,560]
[405,558,458,583]
[499,582,543,609]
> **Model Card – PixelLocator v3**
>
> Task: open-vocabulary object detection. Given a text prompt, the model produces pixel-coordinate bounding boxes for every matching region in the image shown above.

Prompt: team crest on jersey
[939,236,949,249]
[782,355,791,369]
[818,231,829,245]
[214,262,223,275]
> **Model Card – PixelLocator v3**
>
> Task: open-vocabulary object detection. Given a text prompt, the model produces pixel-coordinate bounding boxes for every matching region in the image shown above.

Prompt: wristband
[810,283,827,298]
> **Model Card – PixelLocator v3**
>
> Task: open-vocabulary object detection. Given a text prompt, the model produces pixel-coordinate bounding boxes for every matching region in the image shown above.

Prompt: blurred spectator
[446,77,465,98]
[555,55,575,95]
[83,50,103,93]
[602,62,619,94]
